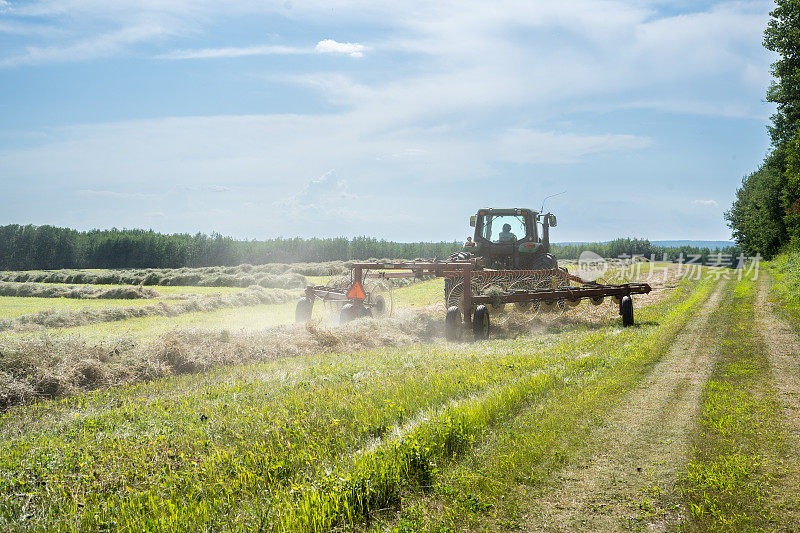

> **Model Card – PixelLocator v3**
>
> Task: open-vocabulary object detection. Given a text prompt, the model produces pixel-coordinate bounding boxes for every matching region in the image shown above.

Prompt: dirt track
[756,277,800,529]
[523,279,728,531]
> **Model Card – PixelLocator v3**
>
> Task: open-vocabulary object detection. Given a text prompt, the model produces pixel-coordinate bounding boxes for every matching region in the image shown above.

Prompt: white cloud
[0,20,62,36]
[158,44,306,59]
[184,184,232,192]
[693,199,719,207]
[494,128,652,164]
[0,1,770,121]
[315,39,366,57]
[76,189,158,200]
[276,170,357,214]
[0,113,730,239]
[0,23,167,68]
[159,39,367,60]
[0,114,654,190]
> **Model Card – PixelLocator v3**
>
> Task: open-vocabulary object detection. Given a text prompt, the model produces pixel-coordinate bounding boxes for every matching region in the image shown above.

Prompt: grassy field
[0,261,797,531]
[36,300,313,341]
[0,284,246,319]
[681,278,782,530]
[0,278,434,341]
[767,251,800,328]
[0,295,163,318]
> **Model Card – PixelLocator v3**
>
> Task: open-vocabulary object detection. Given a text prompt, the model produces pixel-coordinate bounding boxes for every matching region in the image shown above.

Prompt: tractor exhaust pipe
[541,212,556,253]
[542,219,550,253]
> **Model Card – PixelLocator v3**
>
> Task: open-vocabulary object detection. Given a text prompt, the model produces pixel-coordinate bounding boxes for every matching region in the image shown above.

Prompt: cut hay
[0,286,295,332]
[0,310,442,408]
[0,281,161,299]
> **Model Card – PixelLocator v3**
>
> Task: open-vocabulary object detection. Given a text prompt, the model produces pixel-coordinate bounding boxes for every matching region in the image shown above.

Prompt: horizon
[0,221,736,248]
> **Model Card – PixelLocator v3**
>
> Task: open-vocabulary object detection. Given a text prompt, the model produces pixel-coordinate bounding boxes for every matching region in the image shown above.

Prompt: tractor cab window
[481,215,527,243]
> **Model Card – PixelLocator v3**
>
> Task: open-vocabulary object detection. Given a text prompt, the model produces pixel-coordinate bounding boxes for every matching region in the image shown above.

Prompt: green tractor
[455,208,559,270]
[445,208,565,311]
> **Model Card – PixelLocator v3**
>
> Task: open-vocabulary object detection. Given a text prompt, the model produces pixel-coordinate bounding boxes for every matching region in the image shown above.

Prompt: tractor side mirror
[548,214,557,227]
[470,215,477,227]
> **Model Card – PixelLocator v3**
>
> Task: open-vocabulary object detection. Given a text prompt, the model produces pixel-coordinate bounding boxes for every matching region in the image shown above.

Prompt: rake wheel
[445,277,479,314]
[322,274,351,319]
[508,276,539,314]
[364,279,393,317]
[539,275,568,320]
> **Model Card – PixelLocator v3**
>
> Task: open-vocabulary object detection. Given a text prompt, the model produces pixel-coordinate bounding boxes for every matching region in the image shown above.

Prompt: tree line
[726,0,800,258]
[0,224,738,271]
[0,225,463,270]
[550,239,740,264]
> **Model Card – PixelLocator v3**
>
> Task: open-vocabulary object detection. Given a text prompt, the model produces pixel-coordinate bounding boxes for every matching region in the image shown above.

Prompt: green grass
[766,251,800,330]
[681,277,783,531]
[141,285,244,296]
[38,301,310,341]
[369,275,716,531]
[305,275,333,286]
[0,280,443,342]
[0,330,585,530]
[0,287,246,321]
[394,278,443,308]
[41,283,246,296]
[0,262,663,338]
[0,295,164,318]
[0,274,711,531]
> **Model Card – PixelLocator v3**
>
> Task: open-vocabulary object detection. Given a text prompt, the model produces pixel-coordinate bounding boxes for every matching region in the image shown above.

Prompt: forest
[726,0,800,258]
[0,224,737,270]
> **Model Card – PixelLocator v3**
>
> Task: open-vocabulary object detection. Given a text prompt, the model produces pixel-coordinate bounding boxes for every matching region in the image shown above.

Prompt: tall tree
[725,160,786,257]
[764,0,800,148]
[727,0,800,255]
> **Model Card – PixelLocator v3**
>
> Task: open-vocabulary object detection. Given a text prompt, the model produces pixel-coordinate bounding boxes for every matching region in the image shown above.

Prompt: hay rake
[295,258,651,340]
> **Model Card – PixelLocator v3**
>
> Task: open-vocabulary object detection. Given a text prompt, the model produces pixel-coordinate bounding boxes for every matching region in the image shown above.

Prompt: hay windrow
[0,263,349,288]
[0,286,295,332]
[0,281,162,299]
[0,310,442,408]
[0,260,442,288]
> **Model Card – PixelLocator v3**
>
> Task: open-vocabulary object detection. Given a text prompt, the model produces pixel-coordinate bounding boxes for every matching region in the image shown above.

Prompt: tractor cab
[465,208,558,270]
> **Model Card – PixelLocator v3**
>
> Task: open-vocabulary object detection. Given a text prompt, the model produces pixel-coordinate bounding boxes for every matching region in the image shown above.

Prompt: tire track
[756,276,800,529]
[523,279,728,532]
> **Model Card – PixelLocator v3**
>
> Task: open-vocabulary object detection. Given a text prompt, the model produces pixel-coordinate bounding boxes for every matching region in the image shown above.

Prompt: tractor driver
[498,223,516,242]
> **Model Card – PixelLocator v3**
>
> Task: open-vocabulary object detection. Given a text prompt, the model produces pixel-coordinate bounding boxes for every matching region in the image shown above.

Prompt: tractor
[296,205,649,334]
[458,208,559,270]
[296,206,650,335]
[445,208,564,309]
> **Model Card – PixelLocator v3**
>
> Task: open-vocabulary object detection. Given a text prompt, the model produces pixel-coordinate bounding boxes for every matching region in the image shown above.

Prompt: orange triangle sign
[347,281,366,300]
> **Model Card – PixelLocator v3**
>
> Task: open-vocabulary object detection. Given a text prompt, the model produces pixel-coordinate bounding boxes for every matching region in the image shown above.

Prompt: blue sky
[0,0,776,242]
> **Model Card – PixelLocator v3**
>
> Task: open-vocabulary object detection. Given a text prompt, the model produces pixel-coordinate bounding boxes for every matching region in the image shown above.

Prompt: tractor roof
[476,208,538,216]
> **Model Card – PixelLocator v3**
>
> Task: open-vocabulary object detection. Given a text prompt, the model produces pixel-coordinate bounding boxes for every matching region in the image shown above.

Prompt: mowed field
[1,259,799,531]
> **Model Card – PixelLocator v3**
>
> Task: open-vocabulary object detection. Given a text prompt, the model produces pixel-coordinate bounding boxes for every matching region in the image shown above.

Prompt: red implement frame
[302,259,651,331]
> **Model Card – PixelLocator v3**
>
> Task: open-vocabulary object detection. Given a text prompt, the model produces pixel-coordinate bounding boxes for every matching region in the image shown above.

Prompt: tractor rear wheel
[445,306,462,341]
[620,295,634,327]
[473,305,490,339]
[358,306,373,319]
[295,297,313,323]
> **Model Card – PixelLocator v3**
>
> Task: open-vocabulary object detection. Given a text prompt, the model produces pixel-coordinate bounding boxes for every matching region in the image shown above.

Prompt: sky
[0,0,777,242]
